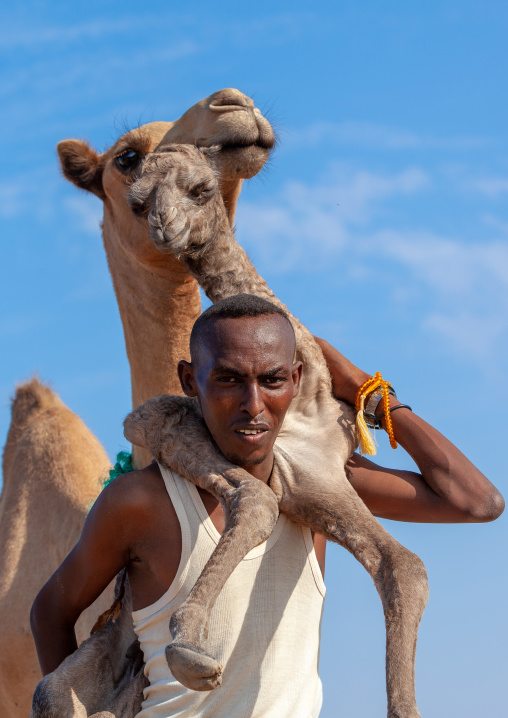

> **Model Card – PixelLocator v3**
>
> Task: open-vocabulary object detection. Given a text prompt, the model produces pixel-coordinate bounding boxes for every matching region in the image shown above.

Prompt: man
[31,295,504,717]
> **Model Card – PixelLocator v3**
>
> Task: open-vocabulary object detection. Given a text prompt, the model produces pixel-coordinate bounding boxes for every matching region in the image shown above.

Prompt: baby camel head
[128,144,224,255]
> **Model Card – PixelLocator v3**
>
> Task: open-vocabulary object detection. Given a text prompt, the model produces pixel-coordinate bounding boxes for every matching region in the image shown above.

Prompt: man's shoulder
[94,461,168,520]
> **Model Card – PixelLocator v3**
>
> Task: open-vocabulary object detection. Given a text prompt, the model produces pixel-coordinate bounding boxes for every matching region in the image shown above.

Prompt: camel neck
[180,204,328,396]
[184,211,275,307]
[102,224,201,411]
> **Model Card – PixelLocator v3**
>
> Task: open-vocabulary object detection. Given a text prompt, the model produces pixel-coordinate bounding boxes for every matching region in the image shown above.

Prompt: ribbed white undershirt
[132,464,326,718]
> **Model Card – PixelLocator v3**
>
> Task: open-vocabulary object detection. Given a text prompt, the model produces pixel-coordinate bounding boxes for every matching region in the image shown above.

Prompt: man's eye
[217,376,238,383]
[264,376,285,385]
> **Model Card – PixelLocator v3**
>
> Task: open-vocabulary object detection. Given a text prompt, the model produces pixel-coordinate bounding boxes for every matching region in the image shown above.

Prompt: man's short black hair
[190,294,294,360]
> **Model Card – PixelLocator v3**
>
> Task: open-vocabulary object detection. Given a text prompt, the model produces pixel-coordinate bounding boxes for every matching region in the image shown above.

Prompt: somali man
[31,294,504,717]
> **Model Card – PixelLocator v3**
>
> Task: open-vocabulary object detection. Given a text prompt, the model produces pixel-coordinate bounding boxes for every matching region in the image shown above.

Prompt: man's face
[178,314,302,481]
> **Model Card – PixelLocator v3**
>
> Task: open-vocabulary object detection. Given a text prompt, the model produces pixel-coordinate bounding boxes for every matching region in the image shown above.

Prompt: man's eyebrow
[261,366,290,377]
[212,365,248,377]
[211,365,290,378]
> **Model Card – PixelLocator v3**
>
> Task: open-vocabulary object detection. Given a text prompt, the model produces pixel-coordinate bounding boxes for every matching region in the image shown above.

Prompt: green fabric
[103,450,134,488]
[88,450,134,511]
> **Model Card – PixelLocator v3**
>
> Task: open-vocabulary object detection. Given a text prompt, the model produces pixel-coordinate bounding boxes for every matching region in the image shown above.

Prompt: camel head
[158,88,274,183]
[57,88,274,258]
[127,144,224,256]
[55,90,275,455]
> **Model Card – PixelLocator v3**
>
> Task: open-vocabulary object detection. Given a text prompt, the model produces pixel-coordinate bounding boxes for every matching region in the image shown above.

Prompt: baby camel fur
[122,144,429,718]
[31,143,428,718]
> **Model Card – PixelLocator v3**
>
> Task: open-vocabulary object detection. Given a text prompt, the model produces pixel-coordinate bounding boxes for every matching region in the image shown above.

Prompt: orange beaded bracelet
[355,372,398,455]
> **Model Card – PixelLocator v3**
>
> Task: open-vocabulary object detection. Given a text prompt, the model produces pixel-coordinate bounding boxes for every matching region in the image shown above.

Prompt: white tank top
[132,464,326,718]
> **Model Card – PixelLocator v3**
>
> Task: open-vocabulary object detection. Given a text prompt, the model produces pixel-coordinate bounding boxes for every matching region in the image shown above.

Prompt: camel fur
[1,379,113,718]
[33,144,428,717]
[120,143,429,718]
[2,89,274,718]
[57,87,274,470]
[30,573,147,718]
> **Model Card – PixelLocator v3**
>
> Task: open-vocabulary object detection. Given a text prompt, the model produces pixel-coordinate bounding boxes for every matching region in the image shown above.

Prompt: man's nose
[240,383,264,417]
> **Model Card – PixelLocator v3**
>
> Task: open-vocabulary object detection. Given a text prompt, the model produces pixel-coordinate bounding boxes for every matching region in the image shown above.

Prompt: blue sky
[1,1,507,715]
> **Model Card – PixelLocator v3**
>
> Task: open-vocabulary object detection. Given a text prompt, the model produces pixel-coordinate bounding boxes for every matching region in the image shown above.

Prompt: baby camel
[121,144,429,718]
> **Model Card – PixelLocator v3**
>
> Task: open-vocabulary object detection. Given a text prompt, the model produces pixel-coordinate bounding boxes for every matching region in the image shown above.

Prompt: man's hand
[314,336,371,405]
[315,335,505,524]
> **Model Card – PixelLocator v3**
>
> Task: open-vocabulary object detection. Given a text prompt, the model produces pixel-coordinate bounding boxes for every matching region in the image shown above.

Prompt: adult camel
[57,87,274,469]
[0,88,275,718]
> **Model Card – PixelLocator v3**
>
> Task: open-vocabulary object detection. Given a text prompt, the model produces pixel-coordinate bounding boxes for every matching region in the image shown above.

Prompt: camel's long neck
[181,205,328,384]
[102,216,201,468]
[185,209,278,307]
[108,245,200,407]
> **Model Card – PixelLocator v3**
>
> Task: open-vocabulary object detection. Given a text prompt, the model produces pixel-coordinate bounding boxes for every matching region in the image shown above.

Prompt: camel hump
[10,378,64,429]
[2,379,66,480]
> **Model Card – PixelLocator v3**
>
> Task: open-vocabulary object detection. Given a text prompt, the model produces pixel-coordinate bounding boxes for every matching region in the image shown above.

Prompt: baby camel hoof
[165,641,222,691]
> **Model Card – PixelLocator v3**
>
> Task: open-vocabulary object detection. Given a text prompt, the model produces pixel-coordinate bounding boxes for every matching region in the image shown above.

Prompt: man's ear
[177,360,199,397]
[57,139,106,200]
[292,360,303,398]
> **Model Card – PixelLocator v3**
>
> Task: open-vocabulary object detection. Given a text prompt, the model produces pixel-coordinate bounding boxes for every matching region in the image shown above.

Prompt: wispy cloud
[0,16,163,50]
[236,162,508,365]
[423,312,507,361]
[0,166,62,222]
[57,368,126,397]
[0,167,61,221]
[285,120,492,152]
[0,40,199,103]
[0,313,53,339]
[0,184,24,219]
[482,214,508,234]
[364,229,508,359]
[466,176,508,196]
[0,164,104,232]
[237,164,430,272]
[0,10,312,53]
[371,231,508,294]
[63,196,103,235]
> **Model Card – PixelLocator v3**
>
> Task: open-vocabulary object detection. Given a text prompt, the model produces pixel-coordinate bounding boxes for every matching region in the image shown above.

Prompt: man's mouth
[233,425,270,442]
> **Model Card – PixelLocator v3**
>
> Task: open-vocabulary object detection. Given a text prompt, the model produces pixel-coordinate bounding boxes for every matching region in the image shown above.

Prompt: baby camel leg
[166,470,279,691]
[124,395,280,691]
[279,478,428,718]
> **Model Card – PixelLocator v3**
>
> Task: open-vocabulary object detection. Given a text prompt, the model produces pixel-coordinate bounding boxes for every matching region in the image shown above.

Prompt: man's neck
[242,453,274,485]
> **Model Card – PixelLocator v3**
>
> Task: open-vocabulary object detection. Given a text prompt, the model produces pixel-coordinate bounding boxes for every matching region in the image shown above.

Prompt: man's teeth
[237,429,264,435]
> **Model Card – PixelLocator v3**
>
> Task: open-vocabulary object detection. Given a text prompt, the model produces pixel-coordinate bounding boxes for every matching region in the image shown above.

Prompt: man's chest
[128,481,325,612]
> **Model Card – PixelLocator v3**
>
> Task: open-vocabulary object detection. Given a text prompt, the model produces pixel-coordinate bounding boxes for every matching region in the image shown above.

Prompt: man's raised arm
[315,337,505,524]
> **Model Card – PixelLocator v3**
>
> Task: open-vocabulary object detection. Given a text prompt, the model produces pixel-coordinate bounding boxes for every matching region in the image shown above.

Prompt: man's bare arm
[30,472,148,675]
[315,337,505,523]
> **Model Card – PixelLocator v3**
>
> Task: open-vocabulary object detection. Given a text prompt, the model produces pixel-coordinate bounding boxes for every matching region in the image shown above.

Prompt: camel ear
[199,145,221,170]
[123,409,149,449]
[57,140,106,199]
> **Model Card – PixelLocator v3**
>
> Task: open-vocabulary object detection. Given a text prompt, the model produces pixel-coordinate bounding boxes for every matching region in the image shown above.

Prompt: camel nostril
[209,88,254,112]
[148,206,178,228]
[165,206,178,224]
[147,211,160,228]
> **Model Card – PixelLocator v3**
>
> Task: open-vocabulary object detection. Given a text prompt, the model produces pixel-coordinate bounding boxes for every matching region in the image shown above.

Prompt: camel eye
[189,182,215,201]
[115,149,141,172]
